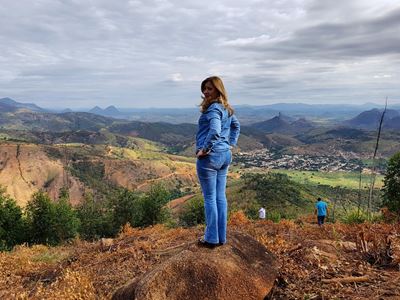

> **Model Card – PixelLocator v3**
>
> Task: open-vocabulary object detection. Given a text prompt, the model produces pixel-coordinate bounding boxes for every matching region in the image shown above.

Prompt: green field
[272,169,384,189]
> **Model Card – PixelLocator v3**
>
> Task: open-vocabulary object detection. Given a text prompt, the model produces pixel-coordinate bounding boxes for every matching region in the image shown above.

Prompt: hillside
[0,143,84,206]
[250,115,293,133]
[0,102,19,113]
[249,114,315,135]
[293,127,400,157]
[0,141,197,206]
[0,97,45,112]
[1,219,399,299]
[345,108,400,130]
[0,111,116,132]
[385,116,400,130]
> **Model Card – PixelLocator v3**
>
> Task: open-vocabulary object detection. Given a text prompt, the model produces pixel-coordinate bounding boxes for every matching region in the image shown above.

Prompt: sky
[0,0,399,109]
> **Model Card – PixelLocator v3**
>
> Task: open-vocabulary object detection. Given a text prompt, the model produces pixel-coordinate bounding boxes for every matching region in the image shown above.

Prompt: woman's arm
[201,106,222,153]
[229,114,240,147]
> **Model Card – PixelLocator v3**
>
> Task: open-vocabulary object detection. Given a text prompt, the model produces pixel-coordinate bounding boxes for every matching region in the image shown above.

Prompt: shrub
[110,189,143,229]
[244,201,260,220]
[26,190,80,245]
[138,184,171,227]
[0,186,27,250]
[382,152,400,219]
[76,192,115,240]
[242,172,306,208]
[26,191,58,245]
[340,209,383,224]
[267,211,282,223]
[178,196,205,226]
[53,196,80,242]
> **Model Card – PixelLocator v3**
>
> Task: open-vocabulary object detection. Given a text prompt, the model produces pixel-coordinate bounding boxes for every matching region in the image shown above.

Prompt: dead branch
[322,275,369,284]
[287,244,302,255]
[368,97,388,216]
[357,165,362,216]
[357,231,369,253]
[152,241,195,256]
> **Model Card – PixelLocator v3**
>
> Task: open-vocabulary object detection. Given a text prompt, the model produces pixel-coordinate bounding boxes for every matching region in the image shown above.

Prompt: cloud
[0,0,399,108]
[222,8,400,60]
[170,73,183,82]
[175,56,204,62]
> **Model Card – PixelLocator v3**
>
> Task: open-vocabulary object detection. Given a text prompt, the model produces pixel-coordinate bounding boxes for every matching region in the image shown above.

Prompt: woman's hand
[196,149,210,158]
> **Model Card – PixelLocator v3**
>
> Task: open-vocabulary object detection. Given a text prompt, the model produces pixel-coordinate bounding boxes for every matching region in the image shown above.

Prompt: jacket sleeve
[202,105,222,151]
[229,114,240,147]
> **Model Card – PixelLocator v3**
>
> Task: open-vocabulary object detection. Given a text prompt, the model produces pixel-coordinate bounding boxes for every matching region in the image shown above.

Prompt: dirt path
[168,194,196,213]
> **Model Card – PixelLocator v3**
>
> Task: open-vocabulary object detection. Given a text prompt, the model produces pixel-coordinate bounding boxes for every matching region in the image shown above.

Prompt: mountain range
[344,108,400,130]
[0,97,46,112]
[248,113,314,134]
[1,97,400,206]
[89,105,122,117]
[1,97,399,156]
[4,97,400,124]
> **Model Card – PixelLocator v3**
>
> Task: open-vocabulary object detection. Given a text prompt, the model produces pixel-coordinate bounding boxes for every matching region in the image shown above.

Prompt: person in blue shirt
[314,197,328,226]
[196,76,240,248]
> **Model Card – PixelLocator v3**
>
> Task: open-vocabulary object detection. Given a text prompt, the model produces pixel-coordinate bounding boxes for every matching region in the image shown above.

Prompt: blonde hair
[200,76,234,116]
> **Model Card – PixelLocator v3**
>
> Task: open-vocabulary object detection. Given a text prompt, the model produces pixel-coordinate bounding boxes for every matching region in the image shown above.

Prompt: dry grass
[1,215,399,299]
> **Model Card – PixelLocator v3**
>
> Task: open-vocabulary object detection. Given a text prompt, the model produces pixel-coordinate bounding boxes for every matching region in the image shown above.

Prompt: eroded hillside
[0,143,84,206]
[0,142,197,206]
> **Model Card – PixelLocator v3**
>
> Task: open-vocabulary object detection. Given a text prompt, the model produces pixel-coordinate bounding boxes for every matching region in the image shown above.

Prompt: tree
[110,189,142,228]
[26,190,79,245]
[139,184,171,227]
[382,152,400,219]
[76,192,115,240]
[0,186,26,250]
[26,191,58,245]
[53,190,80,242]
[242,173,304,208]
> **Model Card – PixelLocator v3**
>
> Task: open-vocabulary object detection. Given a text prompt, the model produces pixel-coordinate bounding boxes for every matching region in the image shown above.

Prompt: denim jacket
[196,102,240,153]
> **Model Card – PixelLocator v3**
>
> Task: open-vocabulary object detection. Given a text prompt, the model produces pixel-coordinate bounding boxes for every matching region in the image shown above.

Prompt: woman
[196,76,240,248]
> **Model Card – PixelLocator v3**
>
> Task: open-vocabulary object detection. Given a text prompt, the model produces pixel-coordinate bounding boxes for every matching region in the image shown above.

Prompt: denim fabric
[317,215,326,225]
[197,150,231,244]
[196,102,240,153]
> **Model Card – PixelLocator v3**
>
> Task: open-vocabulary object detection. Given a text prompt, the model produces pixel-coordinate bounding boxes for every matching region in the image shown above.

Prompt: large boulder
[112,231,278,300]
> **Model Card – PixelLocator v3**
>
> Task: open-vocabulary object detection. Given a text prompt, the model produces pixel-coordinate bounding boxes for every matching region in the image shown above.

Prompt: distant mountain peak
[0,97,17,104]
[250,115,291,132]
[89,106,104,114]
[89,105,121,117]
[249,113,315,135]
[271,115,283,121]
[104,105,120,113]
[276,112,294,122]
[0,97,45,112]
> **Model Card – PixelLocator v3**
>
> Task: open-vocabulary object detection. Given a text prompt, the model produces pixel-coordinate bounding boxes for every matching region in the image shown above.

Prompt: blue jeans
[196,150,231,244]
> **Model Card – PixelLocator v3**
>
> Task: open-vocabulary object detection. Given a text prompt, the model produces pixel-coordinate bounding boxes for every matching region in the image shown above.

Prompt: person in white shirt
[258,207,266,219]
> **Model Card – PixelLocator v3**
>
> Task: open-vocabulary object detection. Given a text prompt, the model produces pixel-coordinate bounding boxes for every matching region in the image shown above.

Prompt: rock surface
[112,231,278,300]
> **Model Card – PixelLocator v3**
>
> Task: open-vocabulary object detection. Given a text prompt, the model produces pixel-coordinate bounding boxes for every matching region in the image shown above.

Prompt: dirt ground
[1,213,399,299]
